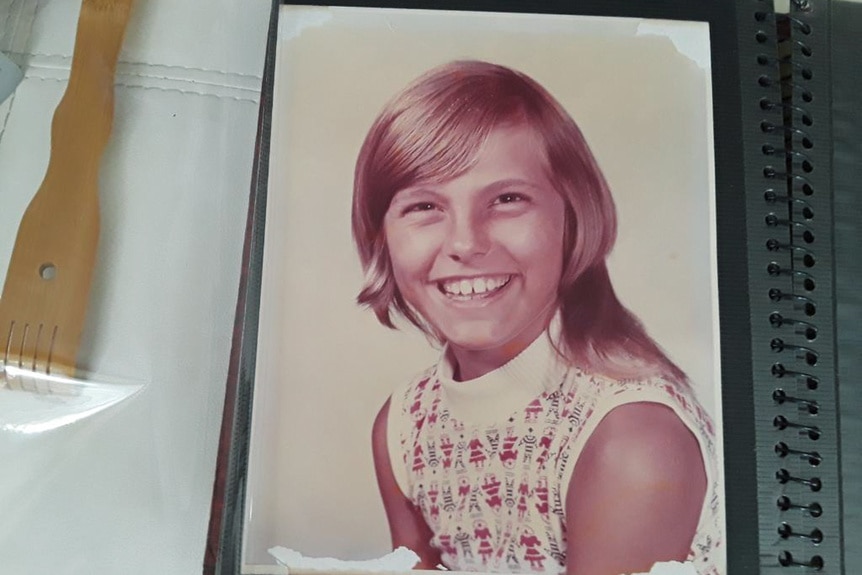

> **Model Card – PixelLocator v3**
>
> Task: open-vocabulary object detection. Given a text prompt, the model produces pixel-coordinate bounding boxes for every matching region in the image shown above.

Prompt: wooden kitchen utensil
[0,0,135,378]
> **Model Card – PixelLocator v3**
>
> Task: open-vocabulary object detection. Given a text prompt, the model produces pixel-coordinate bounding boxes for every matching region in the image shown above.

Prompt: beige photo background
[244,6,722,565]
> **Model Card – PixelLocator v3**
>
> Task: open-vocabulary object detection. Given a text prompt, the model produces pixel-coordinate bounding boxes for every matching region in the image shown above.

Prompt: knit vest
[387,332,724,574]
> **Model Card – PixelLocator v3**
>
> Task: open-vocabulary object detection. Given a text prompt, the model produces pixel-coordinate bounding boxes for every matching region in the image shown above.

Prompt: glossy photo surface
[244,6,724,575]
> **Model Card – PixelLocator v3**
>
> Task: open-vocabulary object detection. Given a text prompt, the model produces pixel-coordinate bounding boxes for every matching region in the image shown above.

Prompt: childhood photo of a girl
[245,7,723,575]
[356,61,721,575]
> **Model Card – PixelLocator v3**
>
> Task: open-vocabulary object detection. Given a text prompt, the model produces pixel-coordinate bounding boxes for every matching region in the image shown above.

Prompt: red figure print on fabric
[392,364,723,574]
[519,528,547,570]
[469,433,487,468]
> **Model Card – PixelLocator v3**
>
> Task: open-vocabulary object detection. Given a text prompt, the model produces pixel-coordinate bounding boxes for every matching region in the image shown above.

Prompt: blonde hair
[352,60,687,384]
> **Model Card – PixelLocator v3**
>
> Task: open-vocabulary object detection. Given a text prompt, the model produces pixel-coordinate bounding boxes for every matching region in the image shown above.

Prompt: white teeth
[440,276,510,297]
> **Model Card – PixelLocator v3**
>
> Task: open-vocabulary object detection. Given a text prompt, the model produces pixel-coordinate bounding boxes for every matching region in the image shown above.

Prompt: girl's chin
[424,303,556,355]
[440,326,526,354]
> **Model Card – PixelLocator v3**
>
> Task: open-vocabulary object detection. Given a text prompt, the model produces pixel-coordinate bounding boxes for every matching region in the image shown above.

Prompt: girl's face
[383,124,566,367]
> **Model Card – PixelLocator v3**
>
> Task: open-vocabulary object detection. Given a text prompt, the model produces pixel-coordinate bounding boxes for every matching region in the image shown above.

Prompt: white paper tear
[629,561,699,575]
[279,6,334,41]
[266,549,695,575]
[636,21,711,70]
[268,546,420,572]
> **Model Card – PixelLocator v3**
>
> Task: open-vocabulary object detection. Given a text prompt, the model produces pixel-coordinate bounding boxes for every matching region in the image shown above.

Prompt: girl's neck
[450,345,524,382]
[449,309,555,382]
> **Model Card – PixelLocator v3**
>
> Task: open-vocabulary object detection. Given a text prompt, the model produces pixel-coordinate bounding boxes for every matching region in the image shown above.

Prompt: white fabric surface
[0,50,22,104]
[0,0,268,573]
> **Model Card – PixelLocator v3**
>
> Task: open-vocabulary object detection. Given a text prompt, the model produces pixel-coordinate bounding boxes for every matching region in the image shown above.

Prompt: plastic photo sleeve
[228,3,750,575]
[0,1,269,573]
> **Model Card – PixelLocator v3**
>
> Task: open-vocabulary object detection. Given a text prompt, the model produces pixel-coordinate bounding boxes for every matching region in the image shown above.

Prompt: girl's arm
[564,402,707,575]
[372,398,442,569]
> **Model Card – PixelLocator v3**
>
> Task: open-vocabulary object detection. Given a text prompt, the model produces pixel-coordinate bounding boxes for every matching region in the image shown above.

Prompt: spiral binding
[755,0,824,570]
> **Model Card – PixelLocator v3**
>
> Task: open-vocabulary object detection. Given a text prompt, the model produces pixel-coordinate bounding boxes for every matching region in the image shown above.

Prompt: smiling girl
[352,61,722,575]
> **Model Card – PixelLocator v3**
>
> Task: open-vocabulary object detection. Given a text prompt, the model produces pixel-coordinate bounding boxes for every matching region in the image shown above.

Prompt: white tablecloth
[0,1,268,573]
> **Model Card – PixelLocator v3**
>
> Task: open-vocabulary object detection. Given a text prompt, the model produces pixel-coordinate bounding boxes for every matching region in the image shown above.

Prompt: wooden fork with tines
[0,0,135,391]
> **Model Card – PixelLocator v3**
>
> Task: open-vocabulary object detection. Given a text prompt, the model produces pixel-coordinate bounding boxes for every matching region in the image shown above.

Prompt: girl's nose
[445,214,489,262]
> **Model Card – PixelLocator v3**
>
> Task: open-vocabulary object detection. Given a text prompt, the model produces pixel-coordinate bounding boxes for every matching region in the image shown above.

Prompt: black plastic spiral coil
[757,0,822,569]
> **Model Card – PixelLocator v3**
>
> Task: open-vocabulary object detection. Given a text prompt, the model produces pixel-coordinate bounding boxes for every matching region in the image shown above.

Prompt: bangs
[352,60,616,338]
[364,62,543,219]
[382,103,490,191]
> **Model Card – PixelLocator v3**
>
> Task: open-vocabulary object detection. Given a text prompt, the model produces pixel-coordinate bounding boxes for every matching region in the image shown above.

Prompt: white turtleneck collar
[434,321,569,425]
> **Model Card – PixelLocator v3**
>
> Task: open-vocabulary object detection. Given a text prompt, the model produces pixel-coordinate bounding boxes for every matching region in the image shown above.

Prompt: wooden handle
[0,0,135,375]
[41,0,135,201]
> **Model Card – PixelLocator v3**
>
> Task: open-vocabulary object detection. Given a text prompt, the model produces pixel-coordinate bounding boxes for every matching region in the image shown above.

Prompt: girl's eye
[494,193,528,205]
[402,202,437,215]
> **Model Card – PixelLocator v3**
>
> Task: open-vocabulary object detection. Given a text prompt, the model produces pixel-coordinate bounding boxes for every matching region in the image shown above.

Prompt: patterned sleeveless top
[387,331,724,574]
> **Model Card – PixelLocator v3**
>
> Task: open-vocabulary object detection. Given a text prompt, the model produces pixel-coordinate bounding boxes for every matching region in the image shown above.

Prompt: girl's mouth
[437,275,513,300]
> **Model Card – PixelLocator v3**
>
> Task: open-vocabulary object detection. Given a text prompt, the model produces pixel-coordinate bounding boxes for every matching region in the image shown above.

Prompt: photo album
[206,1,861,574]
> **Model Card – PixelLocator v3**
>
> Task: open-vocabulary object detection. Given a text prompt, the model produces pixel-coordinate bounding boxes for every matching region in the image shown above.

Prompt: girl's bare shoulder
[578,400,704,484]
